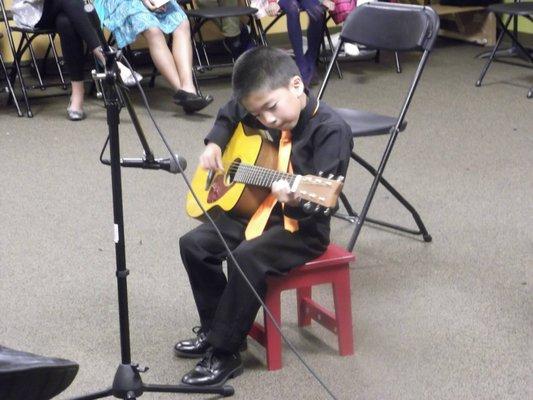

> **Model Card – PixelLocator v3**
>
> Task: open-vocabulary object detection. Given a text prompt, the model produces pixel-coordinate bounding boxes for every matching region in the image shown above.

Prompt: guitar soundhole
[226,159,241,185]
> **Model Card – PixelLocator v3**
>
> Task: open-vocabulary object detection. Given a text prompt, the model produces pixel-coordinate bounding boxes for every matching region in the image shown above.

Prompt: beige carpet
[0,39,531,400]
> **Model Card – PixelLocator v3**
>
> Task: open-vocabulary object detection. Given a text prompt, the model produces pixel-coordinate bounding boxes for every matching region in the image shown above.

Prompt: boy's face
[241,76,306,131]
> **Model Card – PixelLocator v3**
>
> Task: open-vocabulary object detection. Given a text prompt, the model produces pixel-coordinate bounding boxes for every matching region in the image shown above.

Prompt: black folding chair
[0,0,67,118]
[475,1,533,98]
[184,0,261,71]
[318,2,439,251]
[0,31,23,116]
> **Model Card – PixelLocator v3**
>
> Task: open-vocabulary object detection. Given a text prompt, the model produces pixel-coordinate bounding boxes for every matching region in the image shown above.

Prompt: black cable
[116,55,339,400]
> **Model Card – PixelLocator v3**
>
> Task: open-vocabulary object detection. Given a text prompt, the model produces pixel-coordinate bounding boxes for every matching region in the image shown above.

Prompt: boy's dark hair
[232,46,301,103]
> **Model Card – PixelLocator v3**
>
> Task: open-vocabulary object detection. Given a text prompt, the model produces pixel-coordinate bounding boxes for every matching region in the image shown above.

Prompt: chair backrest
[340,2,439,53]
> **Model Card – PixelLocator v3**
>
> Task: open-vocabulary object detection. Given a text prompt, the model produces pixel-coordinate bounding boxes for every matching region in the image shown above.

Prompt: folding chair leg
[395,52,401,73]
[0,52,23,117]
[476,15,511,87]
[27,37,45,90]
[351,151,432,242]
[10,48,33,117]
[323,25,342,79]
[48,34,67,90]
[252,17,268,46]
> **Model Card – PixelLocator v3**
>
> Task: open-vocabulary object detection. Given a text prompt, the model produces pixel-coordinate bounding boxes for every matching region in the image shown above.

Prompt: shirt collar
[291,92,318,138]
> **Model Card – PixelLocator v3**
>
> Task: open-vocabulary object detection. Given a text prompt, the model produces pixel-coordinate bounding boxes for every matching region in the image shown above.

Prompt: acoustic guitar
[186,123,344,219]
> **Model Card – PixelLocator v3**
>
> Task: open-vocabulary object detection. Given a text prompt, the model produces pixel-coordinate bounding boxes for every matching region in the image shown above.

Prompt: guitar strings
[117,56,339,400]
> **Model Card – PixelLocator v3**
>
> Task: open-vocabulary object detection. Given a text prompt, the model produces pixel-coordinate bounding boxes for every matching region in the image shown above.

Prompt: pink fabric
[329,0,356,24]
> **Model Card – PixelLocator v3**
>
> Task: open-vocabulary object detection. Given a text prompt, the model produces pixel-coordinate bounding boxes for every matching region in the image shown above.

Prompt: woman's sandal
[67,102,86,121]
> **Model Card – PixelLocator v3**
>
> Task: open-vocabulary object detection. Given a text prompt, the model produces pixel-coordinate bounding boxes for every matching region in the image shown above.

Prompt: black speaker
[0,345,78,400]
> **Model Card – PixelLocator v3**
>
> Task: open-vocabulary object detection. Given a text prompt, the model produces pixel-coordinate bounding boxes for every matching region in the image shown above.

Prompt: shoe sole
[182,96,214,114]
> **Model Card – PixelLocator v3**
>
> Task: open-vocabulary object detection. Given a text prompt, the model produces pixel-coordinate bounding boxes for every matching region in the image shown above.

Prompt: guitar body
[187,123,278,219]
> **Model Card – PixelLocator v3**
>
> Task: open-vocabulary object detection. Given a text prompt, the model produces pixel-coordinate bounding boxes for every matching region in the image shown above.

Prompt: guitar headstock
[294,174,344,209]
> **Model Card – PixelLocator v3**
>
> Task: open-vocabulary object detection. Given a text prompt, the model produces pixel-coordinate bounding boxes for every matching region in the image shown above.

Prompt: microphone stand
[69,39,234,400]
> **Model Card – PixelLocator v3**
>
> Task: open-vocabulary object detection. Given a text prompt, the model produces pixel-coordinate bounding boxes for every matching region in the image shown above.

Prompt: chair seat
[488,3,533,16]
[11,26,55,34]
[335,107,407,137]
[284,243,354,274]
[186,6,257,19]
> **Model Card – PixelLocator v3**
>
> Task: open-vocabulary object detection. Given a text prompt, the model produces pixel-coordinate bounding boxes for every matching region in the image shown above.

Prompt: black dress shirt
[205,95,353,243]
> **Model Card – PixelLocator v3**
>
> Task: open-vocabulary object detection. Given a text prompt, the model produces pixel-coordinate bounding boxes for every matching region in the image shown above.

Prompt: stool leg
[332,268,354,356]
[264,288,282,371]
[297,287,312,327]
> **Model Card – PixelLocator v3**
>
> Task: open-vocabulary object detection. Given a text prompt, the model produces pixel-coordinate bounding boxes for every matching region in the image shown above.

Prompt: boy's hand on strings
[199,142,224,172]
[322,0,335,12]
[272,180,301,206]
[266,2,281,16]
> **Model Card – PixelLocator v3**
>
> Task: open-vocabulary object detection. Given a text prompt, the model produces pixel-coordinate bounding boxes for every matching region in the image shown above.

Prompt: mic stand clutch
[69,42,234,400]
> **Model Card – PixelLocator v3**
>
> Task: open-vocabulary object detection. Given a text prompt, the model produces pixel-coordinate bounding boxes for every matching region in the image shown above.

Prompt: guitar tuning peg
[323,208,331,217]
[327,174,334,179]
[314,204,322,213]
[318,171,324,177]
[336,176,344,182]
[303,202,313,213]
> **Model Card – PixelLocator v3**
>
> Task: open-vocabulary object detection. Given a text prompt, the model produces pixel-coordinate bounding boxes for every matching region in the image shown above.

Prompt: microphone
[117,154,187,174]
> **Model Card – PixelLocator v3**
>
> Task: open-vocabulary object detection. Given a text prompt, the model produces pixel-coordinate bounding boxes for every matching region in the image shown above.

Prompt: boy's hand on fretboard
[272,180,300,206]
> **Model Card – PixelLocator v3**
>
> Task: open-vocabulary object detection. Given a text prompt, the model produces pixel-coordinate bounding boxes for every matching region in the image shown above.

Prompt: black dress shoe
[181,349,243,386]
[174,326,211,358]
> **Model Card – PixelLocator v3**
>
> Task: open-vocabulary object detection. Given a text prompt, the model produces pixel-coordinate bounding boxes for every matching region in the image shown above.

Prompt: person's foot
[174,326,210,358]
[223,26,255,60]
[174,327,248,358]
[117,61,143,87]
[67,102,86,121]
[181,349,243,386]
[172,90,213,114]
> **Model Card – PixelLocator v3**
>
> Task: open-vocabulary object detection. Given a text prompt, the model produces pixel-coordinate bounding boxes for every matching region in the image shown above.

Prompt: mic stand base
[70,364,234,400]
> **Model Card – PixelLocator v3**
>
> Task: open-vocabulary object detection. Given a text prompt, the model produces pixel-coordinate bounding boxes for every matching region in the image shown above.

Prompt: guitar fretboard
[231,163,297,189]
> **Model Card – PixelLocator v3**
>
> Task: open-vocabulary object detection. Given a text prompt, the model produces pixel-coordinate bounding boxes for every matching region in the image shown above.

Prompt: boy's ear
[289,75,305,97]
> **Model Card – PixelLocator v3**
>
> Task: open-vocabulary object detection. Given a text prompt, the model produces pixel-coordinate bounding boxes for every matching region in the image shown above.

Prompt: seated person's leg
[279,0,308,79]
[175,213,246,359]
[180,223,326,386]
[143,26,212,112]
[299,0,325,86]
[54,13,88,120]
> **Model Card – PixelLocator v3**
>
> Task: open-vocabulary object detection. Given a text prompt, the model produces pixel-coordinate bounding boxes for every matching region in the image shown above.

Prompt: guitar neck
[233,163,296,189]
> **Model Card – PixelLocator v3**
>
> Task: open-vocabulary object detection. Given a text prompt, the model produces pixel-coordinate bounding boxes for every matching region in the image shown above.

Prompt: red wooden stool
[248,244,355,370]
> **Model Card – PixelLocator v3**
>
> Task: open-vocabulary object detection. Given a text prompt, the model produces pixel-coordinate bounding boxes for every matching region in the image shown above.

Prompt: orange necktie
[245,130,299,240]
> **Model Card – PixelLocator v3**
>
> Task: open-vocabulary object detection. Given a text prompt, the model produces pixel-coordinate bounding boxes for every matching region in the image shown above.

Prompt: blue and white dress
[94,0,188,49]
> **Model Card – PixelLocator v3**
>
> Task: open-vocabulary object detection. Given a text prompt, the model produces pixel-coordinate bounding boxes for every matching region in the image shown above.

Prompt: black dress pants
[36,0,100,81]
[179,211,327,353]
